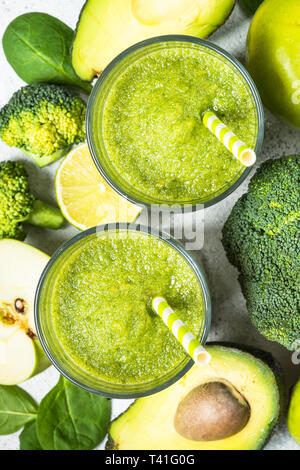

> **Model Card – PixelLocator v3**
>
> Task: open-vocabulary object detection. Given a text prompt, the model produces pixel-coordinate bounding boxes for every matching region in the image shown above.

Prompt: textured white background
[0,0,299,451]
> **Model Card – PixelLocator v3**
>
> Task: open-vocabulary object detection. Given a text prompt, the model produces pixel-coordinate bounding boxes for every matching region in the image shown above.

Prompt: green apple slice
[0,328,36,385]
[0,239,51,385]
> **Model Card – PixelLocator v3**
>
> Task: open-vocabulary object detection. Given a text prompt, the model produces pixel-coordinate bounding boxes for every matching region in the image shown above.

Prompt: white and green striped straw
[152,297,211,366]
[202,111,256,167]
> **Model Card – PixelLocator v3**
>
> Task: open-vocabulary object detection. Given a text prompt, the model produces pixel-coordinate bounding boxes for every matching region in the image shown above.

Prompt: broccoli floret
[0,161,64,240]
[240,277,299,351]
[222,155,300,350]
[0,84,86,167]
[224,209,298,284]
[245,156,300,235]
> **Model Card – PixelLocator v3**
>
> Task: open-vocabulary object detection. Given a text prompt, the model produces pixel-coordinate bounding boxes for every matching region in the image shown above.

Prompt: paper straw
[152,297,211,366]
[202,111,256,167]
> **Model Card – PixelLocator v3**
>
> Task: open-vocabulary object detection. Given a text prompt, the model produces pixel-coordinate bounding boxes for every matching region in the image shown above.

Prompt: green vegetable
[222,155,300,350]
[36,376,111,450]
[0,385,38,435]
[0,376,111,449]
[0,83,86,167]
[2,13,91,93]
[20,421,42,450]
[0,161,64,240]
[239,0,264,13]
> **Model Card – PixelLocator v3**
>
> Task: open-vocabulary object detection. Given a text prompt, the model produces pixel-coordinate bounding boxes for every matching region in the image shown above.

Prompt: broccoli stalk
[0,83,86,167]
[22,147,72,169]
[25,200,64,230]
[0,161,64,240]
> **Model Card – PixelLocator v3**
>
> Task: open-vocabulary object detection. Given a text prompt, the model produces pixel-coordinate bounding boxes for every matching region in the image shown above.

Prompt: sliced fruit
[0,239,50,385]
[287,378,300,446]
[55,143,142,230]
[106,343,282,450]
[0,329,36,385]
[246,0,300,128]
[72,0,236,81]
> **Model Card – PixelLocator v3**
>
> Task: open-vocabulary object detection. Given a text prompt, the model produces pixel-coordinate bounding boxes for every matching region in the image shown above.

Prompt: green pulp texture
[103,47,257,203]
[52,231,204,384]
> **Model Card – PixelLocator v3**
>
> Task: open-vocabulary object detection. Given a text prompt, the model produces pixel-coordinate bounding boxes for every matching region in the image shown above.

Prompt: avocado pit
[174,380,250,441]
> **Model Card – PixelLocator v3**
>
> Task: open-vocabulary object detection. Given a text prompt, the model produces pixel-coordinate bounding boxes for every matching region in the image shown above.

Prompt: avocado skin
[210,1,236,31]
[70,0,94,84]
[105,342,283,450]
[239,0,263,14]
[71,0,236,82]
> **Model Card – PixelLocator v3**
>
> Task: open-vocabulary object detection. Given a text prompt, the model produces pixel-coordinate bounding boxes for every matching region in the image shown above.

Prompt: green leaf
[19,421,42,450]
[2,12,92,93]
[36,376,111,450]
[0,385,38,435]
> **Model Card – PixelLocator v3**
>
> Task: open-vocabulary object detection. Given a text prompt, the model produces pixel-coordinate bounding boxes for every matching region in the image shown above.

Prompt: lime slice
[55,144,142,230]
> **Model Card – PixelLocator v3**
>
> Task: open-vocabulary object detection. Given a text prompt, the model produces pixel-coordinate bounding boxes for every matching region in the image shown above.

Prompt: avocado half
[72,0,236,81]
[106,343,282,450]
[287,378,300,446]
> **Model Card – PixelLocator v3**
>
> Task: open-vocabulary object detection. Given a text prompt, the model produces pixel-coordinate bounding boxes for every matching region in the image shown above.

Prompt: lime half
[55,144,142,230]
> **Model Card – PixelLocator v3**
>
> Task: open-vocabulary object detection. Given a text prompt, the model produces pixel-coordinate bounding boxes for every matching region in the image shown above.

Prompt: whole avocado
[246,0,300,128]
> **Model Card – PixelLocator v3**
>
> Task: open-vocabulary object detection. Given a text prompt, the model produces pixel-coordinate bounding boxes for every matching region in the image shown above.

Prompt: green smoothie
[51,230,205,384]
[102,46,257,203]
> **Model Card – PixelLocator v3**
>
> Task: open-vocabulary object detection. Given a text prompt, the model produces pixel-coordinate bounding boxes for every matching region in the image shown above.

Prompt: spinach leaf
[36,376,111,450]
[0,385,38,435]
[19,420,42,450]
[2,13,91,93]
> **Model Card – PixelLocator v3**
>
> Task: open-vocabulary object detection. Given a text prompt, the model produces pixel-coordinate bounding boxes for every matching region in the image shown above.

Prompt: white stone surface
[0,0,299,451]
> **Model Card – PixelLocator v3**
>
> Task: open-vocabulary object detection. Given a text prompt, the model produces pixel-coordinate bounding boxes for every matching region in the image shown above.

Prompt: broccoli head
[0,84,86,167]
[222,155,300,350]
[0,160,64,240]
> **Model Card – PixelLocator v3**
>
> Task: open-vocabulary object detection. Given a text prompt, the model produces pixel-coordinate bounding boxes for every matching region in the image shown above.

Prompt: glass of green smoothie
[87,35,264,210]
[35,224,211,398]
